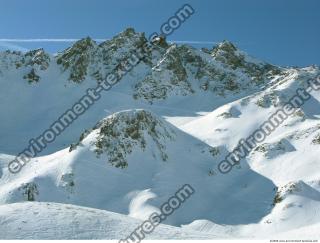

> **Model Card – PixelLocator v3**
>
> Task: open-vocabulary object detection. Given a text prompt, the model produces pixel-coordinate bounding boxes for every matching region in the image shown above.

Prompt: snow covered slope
[0,109,276,227]
[0,202,218,240]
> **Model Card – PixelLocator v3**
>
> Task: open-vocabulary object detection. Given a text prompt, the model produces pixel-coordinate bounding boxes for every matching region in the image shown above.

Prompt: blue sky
[0,0,319,67]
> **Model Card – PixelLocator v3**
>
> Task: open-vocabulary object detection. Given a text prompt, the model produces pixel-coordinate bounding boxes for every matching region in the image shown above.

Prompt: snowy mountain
[0,28,319,240]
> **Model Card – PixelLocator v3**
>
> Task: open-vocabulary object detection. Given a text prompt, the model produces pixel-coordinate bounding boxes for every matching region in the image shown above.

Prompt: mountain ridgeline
[0,28,287,103]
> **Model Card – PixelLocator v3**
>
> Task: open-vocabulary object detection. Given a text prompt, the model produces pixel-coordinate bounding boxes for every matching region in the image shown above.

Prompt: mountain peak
[74,36,97,48]
[210,39,281,82]
[119,27,137,37]
[71,109,175,168]
[56,37,97,82]
[211,40,241,65]
[216,40,238,52]
[100,27,145,47]
[59,36,97,56]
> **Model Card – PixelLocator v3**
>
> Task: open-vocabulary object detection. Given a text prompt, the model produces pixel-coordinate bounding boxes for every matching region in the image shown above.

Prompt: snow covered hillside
[0,202,218,240]
[0,109,277,227]
[0,28,319,239]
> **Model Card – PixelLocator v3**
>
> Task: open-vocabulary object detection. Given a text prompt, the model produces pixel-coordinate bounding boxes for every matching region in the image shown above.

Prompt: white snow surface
[0,202,219,240]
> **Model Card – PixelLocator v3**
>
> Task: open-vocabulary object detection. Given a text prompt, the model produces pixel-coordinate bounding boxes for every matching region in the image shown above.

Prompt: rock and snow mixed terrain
[0,28,319,240]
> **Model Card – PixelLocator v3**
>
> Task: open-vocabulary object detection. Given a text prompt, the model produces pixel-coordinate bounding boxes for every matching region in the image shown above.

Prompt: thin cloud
[0,38,219,45]
[169,40,219,45]
[0,38,107,42]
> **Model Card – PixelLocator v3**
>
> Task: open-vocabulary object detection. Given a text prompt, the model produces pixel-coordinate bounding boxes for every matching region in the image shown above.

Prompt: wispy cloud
[0,39,219,54]
[0,38,107,43]
[0,38,218,45]
[169,40,218,45]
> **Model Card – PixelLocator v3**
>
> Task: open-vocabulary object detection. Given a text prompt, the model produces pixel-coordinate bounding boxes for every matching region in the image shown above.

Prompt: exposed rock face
[33,28,288,103]
[211,40,282,83]
[0,28,308,102]
[0,48,50,83]
[255,139,296,159]
[0,28,290,101]
[273,180,320,206]
[312,133,320,144]
[71,110,175,168]
[56,28,150,83]
[20,49,50,71]
[132,38,287,102]
[56,37,97,83]
[19,182,39,201]
[133,45,195,102]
